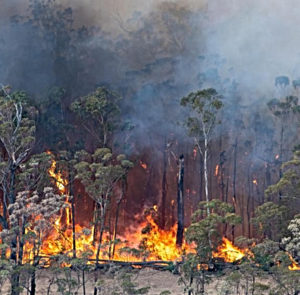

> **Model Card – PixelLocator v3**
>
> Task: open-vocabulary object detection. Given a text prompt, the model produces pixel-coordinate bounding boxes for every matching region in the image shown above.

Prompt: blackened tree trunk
[70,179,76,259]
[9,165,20,295]
[111,179,127,259]
[161,139,168,229]
[231,137,238,242]
[176,155,184,247]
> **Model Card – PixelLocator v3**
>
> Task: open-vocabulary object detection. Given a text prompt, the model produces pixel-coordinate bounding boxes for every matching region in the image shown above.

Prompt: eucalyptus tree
[74,148,133,295]
[0,86,37,295]
[0,87,36,217]
[74,148,133,260]
[71,87,121,148]
[265,148,300,215]
[282,214,300,265]
[180,88,223,215]
[267,95,300,178]
[182,199,241,295]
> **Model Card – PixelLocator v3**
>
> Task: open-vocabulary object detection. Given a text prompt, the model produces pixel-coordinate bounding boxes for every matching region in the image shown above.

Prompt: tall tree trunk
[30,260,37,295]
[111,179,126,259]
[247,166,252,238]
[69,175,76,259]
[92,203,100,245]
[161,139,168,229]
[204,138,210,216]
[278,123,284,200]
[94,201,107,295]
[231,137,238,242]
[9,165,20,295]
[176,155,184,247]
[224,178,229,236]
[199,153,203,203]
[11,270,20,295]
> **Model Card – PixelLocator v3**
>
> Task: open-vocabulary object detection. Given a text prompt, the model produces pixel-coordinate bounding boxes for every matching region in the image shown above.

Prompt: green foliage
[54,267,80,295]
[17,152,53,192]
[267,96,300,118]
[269,264,300,295]
[252,202,288,241]
[282,215,300,261]
[37,87,76,151]
[252,239,280,271]
[74,148,133,202]
[264,149,300,237]
[96,268,151,295]
[180,199,241,294]
[71,87,121,146]
[186,199,241,253]
[0,87,36,167]
[180,88,223,139]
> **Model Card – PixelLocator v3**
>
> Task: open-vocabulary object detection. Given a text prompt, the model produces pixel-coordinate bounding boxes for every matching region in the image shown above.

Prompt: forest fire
[1,1,300,293]
[288,255,300,271]
[213,237,246,263]
[20,155,299,273]
[22,155,193,263]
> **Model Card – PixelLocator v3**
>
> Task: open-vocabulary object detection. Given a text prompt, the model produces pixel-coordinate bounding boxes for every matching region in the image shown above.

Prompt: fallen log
[26,255,174,270]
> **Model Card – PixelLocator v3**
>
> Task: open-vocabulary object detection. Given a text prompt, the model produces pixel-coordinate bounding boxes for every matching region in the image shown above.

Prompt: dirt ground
[0,267,271,295]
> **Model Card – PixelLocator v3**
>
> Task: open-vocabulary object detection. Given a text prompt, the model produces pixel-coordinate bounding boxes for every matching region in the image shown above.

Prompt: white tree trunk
[204,136,210,216]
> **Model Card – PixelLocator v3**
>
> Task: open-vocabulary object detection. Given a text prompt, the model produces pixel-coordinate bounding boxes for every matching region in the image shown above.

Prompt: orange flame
[193,148,197,160]
[213,237,246,263]
[21,154,194,263]
[140,160,147,170]
[288,254,300,271]
[215,164,219,176]
[20,153,299,271]
[253,179,258,185]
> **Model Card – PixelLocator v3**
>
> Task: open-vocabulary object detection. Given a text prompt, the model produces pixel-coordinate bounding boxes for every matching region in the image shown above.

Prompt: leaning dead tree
[176,154,184,247]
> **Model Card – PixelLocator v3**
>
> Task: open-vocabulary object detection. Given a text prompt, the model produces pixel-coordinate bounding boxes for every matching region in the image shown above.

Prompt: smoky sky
[1,0,300,98]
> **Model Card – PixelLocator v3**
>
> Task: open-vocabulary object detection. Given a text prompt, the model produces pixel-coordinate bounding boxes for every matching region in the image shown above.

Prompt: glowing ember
[252,179,258,185]
[288,254,300,271]
[193,148,197,160]
[140,160,147,170]
[213,237,246,263]
[215,164,219,176]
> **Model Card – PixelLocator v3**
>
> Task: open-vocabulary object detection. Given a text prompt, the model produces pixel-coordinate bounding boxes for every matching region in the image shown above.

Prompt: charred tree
[161,139,168,229]
[111,178,127,259]
[231,137,238,242]
[176,154,184,247]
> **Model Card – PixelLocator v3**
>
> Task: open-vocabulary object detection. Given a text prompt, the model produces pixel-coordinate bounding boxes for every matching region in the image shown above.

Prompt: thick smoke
[1,0,299,231]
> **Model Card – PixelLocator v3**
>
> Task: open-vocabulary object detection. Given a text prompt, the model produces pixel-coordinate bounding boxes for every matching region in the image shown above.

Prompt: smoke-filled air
[0,0,299,294]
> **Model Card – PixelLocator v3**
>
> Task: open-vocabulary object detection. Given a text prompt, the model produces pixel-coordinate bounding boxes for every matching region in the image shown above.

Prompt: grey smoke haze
[2,0,300,97]
[69,0,300,97]
[1,0,299,227]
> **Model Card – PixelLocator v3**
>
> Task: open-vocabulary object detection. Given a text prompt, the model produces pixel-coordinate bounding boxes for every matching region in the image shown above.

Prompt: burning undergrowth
[19,153,298,272]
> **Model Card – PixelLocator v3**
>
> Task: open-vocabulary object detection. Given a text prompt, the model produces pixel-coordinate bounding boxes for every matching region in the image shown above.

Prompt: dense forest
[0,0,299,294]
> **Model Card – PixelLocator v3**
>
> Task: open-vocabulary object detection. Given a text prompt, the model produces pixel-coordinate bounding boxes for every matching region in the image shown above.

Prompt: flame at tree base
[21,154,300,271]
[24,214,193,263]
[213,237,247,263]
